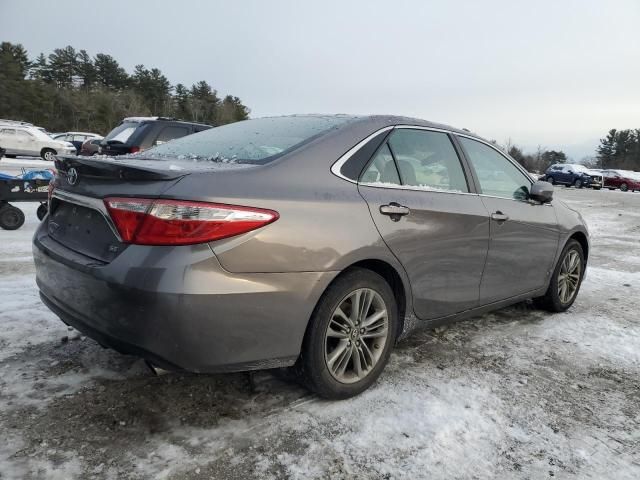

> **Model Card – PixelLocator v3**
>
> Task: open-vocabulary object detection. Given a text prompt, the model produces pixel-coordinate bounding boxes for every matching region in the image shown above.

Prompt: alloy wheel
[557,250,581,304]
[324,288,389,384]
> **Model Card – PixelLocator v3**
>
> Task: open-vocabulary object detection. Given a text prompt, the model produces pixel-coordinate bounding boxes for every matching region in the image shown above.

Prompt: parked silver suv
[34,115,589,399]
[0,124,76,160]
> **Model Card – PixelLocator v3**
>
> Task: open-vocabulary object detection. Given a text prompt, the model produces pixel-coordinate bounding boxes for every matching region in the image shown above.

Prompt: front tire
[535,239,585,312]
[298,268,398,399]
[41,148,56,161]
[620,183,628,192]
[547,176,556,185]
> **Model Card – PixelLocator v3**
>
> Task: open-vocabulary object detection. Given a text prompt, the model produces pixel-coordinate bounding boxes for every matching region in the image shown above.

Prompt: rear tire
[297,268,398,399]
[534,239,585,312]
[574,178,583,188]
[41,148,56,161]
[0,204,25,230]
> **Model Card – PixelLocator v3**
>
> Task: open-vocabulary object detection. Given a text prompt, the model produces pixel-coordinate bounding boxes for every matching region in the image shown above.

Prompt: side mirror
[529,180,554,203]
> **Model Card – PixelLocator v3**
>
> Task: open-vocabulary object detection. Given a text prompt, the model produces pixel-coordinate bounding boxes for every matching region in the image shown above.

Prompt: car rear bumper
[33,223,337,373]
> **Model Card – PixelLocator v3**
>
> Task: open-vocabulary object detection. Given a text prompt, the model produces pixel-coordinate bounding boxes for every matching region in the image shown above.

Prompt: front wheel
[534,239,585,312]
[620,183,628,192]
[546,176,556,185]
[298,268,398,399]
[41,148,56,161]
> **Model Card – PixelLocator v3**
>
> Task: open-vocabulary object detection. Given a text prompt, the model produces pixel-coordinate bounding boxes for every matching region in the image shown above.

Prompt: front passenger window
[459,137,532,201]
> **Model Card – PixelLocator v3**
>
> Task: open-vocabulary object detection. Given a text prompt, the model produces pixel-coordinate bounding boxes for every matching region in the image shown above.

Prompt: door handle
[491,211,509,223]
[380,203,410,219]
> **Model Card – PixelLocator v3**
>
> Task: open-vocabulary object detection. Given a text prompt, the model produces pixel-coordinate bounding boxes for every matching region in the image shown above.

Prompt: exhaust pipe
[146,360,170,376]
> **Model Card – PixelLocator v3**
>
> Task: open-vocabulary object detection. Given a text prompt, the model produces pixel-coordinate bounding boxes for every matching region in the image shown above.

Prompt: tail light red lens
[129,146,141,154]
[104,197,279,246]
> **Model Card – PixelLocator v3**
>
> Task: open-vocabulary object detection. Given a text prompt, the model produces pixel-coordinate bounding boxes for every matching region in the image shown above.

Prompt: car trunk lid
[49,156,189,263]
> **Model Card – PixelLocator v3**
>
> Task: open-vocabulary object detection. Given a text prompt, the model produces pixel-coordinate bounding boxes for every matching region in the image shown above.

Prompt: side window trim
[448,133,480,194]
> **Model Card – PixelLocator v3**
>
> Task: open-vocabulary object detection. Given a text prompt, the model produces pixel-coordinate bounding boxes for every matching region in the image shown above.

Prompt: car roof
[122,116,211,127]
[251,114,486,143]
[56,131,102,136]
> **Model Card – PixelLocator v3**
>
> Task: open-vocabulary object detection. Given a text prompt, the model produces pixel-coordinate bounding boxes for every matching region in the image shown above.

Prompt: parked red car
[602,170,640,192]
[79,138,103,156]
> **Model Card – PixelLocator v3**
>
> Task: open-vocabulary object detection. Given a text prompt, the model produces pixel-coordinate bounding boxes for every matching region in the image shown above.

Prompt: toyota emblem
[67,167,79,185]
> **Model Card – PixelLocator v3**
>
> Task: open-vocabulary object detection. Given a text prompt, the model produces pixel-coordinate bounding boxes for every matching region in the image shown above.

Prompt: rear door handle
[380,203,410,218]
[491,211,509,222]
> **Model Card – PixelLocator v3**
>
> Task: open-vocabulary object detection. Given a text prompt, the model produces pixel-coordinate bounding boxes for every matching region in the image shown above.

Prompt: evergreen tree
[597,129,617,168]
[47,46,78,88]
[189,80,219,124]
[173,83,190,119]
[94,53,129,90]
[76,50,96,88]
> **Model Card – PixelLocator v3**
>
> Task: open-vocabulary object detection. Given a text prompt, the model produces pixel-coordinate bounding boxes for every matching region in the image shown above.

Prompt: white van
[0,125,76,161]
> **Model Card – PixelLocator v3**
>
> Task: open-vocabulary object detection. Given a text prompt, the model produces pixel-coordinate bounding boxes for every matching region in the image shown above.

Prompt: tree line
[594,129,640,170]
[496,130,640,173]
[0,42,250,135]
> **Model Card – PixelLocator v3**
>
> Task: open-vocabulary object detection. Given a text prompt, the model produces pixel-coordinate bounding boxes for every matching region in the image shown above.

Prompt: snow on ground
[0,167,638,479]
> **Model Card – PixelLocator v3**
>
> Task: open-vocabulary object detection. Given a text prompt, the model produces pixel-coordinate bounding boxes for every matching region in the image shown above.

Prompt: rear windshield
[104,122,144,144]
[139,115,356,164]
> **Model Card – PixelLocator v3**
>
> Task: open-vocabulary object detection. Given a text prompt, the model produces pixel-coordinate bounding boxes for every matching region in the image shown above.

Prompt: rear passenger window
[387,129,469,192]
[360,144,400,185]
[155,126,189,145]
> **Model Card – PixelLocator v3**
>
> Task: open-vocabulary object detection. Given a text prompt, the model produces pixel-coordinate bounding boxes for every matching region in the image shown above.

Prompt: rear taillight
[104,197,279,246]
[129,146,141,154]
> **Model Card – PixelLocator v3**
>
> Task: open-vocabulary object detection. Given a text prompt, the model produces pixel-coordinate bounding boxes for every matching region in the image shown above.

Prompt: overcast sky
[2,0,639,158]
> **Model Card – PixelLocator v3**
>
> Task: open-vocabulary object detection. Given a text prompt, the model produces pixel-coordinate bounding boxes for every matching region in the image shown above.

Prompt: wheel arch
[303,258,411,348]
[347,259,408,338]
[568,230,589,261]
[40,147,57,158]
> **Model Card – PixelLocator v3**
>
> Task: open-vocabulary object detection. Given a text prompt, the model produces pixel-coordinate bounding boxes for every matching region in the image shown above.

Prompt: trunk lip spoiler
[54,155,188,181]
[52,190,123,242]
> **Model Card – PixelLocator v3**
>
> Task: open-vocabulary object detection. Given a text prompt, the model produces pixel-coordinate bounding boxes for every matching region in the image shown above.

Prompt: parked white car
[0,125,76,160]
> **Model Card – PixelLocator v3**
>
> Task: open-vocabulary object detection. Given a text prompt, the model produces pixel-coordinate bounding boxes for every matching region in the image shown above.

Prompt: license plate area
[48,200,126,262]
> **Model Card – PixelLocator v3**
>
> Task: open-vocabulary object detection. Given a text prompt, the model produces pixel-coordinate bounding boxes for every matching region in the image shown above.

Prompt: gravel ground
[1,158,639,479]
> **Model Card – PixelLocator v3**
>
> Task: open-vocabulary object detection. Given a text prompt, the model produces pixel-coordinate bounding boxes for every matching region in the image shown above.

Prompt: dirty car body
[33,115,589,380]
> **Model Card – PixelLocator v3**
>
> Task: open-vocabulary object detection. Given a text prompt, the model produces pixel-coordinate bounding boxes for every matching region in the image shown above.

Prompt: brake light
[129,146,141,154]
[104,197,279,245]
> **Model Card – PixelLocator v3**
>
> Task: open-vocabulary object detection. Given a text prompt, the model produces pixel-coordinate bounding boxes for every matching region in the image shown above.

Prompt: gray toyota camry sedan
[34,115,589,399]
